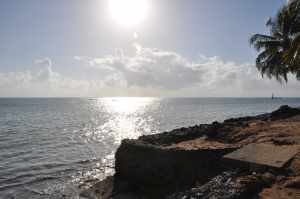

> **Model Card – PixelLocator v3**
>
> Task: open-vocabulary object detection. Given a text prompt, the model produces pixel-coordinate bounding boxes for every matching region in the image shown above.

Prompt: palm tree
[250,0,300,82]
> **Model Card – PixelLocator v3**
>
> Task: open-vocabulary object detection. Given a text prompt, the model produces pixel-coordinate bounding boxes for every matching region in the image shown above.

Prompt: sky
[0,0,299,97]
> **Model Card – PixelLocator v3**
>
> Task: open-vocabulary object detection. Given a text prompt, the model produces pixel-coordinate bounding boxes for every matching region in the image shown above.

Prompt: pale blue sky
[1,0,298,97]
[0,0,285,67]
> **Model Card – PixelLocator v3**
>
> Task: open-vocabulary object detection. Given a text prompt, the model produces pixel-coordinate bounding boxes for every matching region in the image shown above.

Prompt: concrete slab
[223,143,300,169]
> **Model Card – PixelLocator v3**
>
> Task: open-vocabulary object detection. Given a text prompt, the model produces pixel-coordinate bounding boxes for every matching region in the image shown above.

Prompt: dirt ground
[169,115,300,198]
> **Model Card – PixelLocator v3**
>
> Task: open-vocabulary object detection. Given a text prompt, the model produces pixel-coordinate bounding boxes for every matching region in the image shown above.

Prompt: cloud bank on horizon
[0,44,298,97]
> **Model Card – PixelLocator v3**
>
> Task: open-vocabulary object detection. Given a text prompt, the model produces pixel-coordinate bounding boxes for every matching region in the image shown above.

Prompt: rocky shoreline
[81,105,300,199]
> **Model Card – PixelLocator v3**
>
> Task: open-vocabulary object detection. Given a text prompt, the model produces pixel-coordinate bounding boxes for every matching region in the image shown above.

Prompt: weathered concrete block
[223,143,300,170]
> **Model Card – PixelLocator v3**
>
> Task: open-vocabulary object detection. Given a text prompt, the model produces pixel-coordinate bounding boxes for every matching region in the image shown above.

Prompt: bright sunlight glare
[108,0,149,27]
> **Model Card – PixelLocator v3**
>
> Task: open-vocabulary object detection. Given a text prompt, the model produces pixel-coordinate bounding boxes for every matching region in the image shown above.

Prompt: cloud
[0,47,300,97]
[32,57,58,82]
[74,44,254,90]
[74,44,300,97]
[75,44,206,89]
[0,58,95,97]
[34,57,52,67]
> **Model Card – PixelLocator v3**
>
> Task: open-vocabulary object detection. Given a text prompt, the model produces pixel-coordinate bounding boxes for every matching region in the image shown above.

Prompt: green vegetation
[250,0,300,82]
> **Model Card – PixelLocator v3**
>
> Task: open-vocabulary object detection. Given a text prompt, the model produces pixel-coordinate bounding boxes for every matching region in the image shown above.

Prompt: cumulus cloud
[32,57,58,82]
[0,46,300,97]
[74,44,300,97]
[34,57,52,67]
[0,58,95,97]
[74,44,253,90]
[75,44,205,89]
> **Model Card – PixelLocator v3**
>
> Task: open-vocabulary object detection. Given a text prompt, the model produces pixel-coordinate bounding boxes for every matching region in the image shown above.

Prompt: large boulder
[114,139,238,197]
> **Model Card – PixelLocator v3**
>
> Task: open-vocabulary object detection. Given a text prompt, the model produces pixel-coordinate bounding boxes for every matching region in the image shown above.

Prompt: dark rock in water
[225,116,259,123]
[224,114,269,123]
[270,105,300,121]
[80,176,144,199]
[167,171,263,199]
[80,176,114,199]
[224,105,300,123]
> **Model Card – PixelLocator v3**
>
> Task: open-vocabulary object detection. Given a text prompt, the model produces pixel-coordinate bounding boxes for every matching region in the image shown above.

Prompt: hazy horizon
[0,96,300,99]
[1,0,300,97]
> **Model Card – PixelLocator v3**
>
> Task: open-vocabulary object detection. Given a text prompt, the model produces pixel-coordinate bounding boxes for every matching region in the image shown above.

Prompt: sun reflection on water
[102,97,153,114]
[75,97,158,186]
[95,97,156,144]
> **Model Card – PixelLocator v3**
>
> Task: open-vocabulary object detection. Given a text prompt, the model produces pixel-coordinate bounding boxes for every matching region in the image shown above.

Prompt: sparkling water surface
[1,97,300,198]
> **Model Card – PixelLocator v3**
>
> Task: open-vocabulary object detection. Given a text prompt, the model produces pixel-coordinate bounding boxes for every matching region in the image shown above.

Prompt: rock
[270,105,300,121]
[259,172,276,186]
[287,153,300,175]
[168,172,263,199]
[83,105,300,198]
[138,124,218,146]
[80,176,144,199]
[224,114,269,123]
[271,137,297,145]
[276,175,287,183]
[236,175,262,191]
[114,139,238,197]
[223,105,300,123]
[284,177,300,188]
[80,176,114,199]
[259,180,300,199]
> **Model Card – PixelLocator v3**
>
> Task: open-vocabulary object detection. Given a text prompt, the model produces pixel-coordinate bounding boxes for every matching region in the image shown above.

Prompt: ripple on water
[1,98,300,198]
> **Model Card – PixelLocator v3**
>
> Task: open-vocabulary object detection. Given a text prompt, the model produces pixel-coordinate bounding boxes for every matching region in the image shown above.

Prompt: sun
[108,0,149,27]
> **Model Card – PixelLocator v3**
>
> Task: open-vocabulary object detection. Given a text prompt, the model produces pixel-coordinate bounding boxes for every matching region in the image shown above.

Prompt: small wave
[0,150,32,160]
[0,158,108,192]
[0,173,59,191]
[0,175,62,192]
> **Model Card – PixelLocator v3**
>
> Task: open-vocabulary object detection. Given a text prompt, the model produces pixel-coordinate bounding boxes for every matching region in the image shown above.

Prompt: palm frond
[253,40,283,51]
[283,32,300,65]
[250,34,276,45]
[250,0,300,82]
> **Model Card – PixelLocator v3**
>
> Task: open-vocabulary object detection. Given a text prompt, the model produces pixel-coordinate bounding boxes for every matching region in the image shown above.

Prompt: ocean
[1,97,300,199]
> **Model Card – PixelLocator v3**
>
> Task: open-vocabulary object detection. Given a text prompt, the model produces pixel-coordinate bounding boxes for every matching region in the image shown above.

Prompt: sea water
[1,97,300,198]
